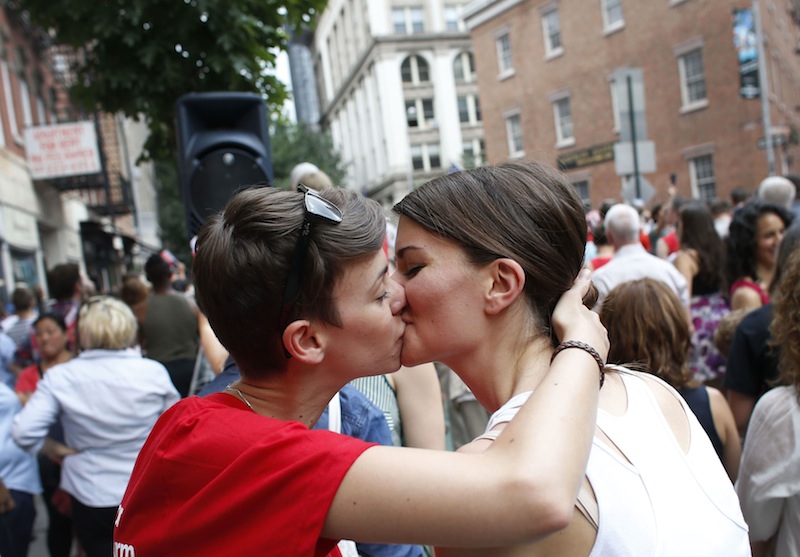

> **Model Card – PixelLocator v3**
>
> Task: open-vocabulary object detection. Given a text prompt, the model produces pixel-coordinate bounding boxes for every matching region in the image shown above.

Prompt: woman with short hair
[12,296,179,557]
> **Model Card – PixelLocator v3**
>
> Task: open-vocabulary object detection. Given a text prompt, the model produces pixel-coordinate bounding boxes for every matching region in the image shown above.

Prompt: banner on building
[733,8,760,99]
[24,121,102,180]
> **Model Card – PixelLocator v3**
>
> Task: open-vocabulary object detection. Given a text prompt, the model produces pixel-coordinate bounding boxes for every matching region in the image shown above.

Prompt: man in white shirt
[593,203,689,310]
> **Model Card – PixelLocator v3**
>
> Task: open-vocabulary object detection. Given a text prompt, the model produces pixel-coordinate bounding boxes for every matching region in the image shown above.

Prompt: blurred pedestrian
[139,254,199,396]
[726,200,793,312]
[13,296,179,557]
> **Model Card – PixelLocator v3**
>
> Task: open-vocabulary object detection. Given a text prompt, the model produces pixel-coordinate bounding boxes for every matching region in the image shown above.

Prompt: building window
[406,98,435,129]
[410,143,441,172]
[445,4,465,31]
[393,6,425,34]
[401,55,430,85]
[678,49,707,109]
[690,154,716,201]
[505,111,524,157]
[457,94,481,125]
[572,180,591,210]
[453,51,476,83]
[541,7,563,58]
[552,96,574,146]
[463,138,485,168]
[602,0,624,32]
[496,32,513,76]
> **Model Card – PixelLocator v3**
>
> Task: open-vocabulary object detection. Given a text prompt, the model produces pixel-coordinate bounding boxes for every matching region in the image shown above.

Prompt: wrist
[551,340,606,389]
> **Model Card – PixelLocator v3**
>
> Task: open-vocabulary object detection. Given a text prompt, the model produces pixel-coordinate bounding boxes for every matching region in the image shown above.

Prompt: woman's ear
[485,258,526,315]
[282,320,325,364]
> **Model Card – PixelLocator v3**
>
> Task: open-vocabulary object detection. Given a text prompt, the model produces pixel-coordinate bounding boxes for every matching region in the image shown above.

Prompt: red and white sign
[24,121,102,180]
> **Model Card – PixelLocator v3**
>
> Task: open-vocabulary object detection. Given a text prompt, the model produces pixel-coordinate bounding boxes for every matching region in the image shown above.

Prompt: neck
[226,366,342,428]
[754,264,774,287]
[43,351,72,371]
[443,312,554,413]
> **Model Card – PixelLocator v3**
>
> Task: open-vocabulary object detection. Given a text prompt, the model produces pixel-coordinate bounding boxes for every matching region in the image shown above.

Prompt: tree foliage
[17,0,326,161]
[270,120,346,190]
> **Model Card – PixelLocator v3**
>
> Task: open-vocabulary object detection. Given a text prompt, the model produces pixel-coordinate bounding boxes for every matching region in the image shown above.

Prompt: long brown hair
[600,278,695,389]
[393,159,588,343]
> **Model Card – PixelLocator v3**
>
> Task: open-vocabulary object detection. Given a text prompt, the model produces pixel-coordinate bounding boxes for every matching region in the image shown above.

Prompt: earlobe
[282,320,325,364]
[485,258,526,315]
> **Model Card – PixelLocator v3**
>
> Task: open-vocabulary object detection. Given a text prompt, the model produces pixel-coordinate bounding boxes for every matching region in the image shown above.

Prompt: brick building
[464,0,800,209]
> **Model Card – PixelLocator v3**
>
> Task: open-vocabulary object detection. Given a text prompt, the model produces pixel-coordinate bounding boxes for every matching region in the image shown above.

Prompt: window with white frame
[541,7,563,57]
[393,6,425,34]
[690,154,716,201]
[410,143,441,172]
[401,55,430,85]
[444,4,465,32]
[463,138,485,168]
[406,98,435,129]
[552,96,574,146]
[678,48,707,108]
[505,111,524,157]
[457,94,481,125]
[602,0,624,32]
[496,32,513,76]
[453,51,476,83]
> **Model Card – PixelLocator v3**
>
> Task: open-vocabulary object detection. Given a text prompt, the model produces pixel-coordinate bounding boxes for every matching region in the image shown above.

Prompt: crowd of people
[0,160,798,557]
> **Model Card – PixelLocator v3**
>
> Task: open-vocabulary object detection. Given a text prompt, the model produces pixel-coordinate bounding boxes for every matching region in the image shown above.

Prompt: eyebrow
[395,245,422,259]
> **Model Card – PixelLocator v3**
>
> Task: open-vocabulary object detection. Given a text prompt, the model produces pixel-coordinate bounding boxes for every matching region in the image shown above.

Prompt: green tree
[17,0,326,161]
[270,120,346,190]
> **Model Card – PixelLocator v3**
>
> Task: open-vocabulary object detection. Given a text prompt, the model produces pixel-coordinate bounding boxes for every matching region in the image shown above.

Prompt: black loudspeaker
[175,92,273,238]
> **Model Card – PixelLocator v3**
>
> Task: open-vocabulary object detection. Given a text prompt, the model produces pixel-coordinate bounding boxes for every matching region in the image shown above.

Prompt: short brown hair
[193,186,386,376]
[600,278,694,389]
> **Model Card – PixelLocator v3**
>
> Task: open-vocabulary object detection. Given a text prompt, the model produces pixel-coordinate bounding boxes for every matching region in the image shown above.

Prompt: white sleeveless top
[479,370,750,556]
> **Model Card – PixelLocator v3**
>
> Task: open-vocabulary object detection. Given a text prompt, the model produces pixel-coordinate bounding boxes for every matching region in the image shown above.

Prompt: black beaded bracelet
[550,340,606,389]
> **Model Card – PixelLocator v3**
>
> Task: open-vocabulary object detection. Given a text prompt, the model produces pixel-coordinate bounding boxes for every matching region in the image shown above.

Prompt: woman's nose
[388,277,407,316]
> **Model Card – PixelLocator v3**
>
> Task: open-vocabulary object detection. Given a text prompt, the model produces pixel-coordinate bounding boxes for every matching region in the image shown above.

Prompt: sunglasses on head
[278,184,343,355]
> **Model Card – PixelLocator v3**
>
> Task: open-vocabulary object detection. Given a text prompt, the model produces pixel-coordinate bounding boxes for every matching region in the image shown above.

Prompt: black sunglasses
[278,184,343,352]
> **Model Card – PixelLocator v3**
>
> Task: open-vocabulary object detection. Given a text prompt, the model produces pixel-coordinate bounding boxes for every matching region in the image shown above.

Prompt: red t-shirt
[14,364,40,394]
[114,393,374,556]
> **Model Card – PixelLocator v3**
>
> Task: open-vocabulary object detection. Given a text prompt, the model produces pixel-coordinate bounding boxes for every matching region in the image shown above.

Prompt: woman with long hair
[600,278,741,479]
[673,201,729,385]
[393,160,748,556]
[736,241,800,557]
[726,200,793,312]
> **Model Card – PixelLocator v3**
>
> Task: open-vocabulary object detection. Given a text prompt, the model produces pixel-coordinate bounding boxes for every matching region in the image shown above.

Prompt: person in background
[731,186,752,209]
[392,160,748,557]
[710,198,734,238]
[724,223,800,437]
[5,287,39,376]
[673,201,730,386]
[646,201,666,253]
[13,296,180,557]
[139,254,199,397]
[592,203,688,310]
[115,184,607,555]
[757,176,796,212]
[600,278,741,480]
[736,242,800,557]
[46,263,85,339]
[0,382,41,557]
[14,313,74,557]
[584,222,613,271]
[656,195,688,260]
[726,200,793,312]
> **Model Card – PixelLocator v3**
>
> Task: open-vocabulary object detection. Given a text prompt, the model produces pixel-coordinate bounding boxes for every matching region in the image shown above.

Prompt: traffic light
[175,92,273,238]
